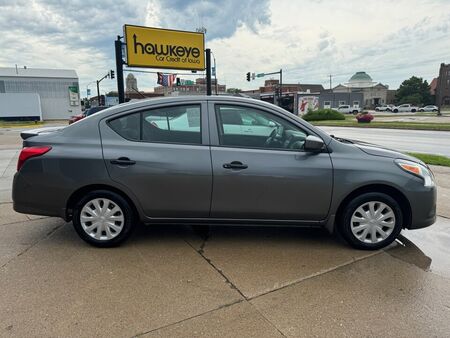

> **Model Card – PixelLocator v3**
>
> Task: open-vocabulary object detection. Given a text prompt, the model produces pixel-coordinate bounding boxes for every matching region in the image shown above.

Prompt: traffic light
[110,70,115,79]
[246,72,251,82]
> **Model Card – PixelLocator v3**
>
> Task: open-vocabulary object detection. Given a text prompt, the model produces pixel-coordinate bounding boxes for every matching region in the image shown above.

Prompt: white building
[0,67,81,120]
[333,71,389,108]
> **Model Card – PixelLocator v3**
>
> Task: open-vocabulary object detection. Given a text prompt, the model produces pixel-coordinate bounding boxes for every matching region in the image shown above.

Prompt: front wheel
[338,192,403,250]
[73,190,135,247]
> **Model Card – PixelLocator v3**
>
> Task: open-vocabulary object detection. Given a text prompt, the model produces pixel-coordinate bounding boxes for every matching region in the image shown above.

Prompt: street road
[319,126,450,157]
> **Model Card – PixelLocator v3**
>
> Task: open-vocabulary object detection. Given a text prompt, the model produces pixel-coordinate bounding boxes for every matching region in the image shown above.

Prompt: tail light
[17,146,52,171]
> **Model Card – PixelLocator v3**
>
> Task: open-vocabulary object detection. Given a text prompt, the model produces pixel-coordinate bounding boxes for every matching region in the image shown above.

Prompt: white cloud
[0,0,449,95]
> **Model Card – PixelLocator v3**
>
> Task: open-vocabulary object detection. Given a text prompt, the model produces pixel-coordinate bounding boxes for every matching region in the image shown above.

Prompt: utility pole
[329,74,333,90]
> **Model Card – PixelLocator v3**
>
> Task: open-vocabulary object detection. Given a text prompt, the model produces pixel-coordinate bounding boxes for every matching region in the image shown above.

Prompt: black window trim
[214,103,313,153]
[107,103,204,146]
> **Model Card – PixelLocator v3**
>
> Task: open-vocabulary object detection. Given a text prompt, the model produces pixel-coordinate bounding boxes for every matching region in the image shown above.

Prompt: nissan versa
[12,96,436,249]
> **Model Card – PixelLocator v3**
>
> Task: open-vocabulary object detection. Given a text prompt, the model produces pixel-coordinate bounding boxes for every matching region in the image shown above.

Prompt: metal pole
[279,69,283,107]
[115,36,125,103]
[206,48,212,96]
[213,55,218,95]
[96,80,100,106]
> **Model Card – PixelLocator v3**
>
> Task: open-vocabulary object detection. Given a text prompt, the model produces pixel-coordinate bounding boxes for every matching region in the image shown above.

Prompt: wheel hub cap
[350,201,396,244]
[80,198,124,241]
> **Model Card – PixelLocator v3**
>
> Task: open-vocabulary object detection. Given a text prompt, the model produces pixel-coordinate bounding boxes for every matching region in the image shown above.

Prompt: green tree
[395,76,432,105]
[226,88,242,94]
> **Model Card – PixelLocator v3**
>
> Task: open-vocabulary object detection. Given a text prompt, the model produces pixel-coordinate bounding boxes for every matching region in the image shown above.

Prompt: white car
[418,105,438,112]
[334,105,361,114]
[375,104,393,112]
[392,104,418,113]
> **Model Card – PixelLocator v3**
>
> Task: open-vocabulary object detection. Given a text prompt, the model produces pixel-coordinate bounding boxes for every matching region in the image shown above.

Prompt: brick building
[436,63,450,108]
[154,78,226,96]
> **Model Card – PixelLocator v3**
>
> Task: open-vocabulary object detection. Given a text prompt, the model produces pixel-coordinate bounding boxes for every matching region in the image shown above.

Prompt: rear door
[208,101,333,221]
[100,101,212,218]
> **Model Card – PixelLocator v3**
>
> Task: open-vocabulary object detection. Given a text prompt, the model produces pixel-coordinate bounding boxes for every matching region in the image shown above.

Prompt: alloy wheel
[350,201,396,244]
[80,198,124,241]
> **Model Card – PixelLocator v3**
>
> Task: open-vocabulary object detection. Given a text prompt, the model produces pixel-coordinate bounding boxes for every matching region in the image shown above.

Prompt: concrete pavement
[319,126,450,157]
[1,126,450,337]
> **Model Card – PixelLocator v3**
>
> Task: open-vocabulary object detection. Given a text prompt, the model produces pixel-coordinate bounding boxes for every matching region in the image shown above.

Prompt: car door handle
[223,161,248,170]
[110,157,136,166]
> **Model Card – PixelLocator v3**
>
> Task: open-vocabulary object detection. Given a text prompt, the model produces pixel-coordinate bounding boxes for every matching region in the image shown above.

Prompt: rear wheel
[393,109,398,113]
[339,192,403,250]
[73,190,135,247]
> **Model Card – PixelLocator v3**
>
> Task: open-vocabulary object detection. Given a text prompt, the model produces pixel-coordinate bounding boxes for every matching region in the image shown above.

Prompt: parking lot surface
[1,127,449,337]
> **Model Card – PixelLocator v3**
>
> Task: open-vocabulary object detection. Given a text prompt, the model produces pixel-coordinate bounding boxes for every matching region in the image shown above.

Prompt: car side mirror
[304,135,324,152]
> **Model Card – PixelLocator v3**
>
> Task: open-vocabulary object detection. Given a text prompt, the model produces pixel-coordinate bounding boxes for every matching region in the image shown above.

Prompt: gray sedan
[13,96,436,249]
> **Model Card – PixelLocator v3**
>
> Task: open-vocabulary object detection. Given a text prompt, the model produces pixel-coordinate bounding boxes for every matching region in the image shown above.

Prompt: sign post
[206,48,212,96]
[117,25,208,101]
[115,35,125,103]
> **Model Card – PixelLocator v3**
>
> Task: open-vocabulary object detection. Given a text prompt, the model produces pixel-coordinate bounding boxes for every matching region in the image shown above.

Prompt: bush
[356,112,374,123]
[302,109,345,121]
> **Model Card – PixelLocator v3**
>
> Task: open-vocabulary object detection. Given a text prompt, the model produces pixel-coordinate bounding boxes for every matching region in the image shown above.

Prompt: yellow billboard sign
[124,25,205,70]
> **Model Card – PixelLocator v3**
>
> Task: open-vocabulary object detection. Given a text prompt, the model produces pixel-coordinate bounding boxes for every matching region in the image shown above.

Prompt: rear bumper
[12,172,66,219]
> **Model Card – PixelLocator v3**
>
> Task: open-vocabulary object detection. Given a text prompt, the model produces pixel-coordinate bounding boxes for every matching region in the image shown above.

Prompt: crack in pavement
[184,233,247,300]
[0,222,64,269]
[133,298,244,337]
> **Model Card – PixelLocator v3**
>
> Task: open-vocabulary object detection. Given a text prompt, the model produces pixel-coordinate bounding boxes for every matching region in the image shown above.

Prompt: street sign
[256,73,265,78]
[124,25,205,70]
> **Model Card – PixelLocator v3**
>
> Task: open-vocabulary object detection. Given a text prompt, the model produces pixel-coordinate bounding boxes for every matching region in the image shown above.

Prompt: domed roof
[349,71,372,82]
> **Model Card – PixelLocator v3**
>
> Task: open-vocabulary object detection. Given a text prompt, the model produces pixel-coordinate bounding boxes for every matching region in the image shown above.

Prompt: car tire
[72,190,135,247]
[338,192,403,250]
[433,109,437,112]
[352,110,359,114]
[393,109,398,113]
[411,109,416,113]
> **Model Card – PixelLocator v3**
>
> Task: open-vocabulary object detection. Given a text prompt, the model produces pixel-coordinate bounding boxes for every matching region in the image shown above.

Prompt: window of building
[109,105,202,145]
[323,101,331,108]
[215,105,308,151]
[353,101,360,107]
[339,101,346,106]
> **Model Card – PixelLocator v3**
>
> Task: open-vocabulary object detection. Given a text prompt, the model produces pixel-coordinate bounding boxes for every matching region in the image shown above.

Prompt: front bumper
[405,184,437,229]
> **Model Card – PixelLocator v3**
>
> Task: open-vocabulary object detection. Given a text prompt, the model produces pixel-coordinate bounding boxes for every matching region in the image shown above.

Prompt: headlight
[395,159,435,187]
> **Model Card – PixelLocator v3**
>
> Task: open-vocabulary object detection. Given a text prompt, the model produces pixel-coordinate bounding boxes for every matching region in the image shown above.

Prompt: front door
[100,103,212,218]
[209,103,333,221]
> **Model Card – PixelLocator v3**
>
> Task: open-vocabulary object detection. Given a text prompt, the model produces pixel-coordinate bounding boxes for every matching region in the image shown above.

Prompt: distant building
[333,72,389,108]
[0,67,80,120]
[154,77,226,96]
[436,63,450,108]
[126,73,138,93]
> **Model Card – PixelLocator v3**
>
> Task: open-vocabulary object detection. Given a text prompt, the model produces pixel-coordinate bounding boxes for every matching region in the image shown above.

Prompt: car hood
[347,139,425,165]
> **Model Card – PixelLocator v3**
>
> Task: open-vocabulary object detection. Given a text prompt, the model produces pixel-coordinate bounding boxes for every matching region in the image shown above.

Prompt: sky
[1,0,449,96]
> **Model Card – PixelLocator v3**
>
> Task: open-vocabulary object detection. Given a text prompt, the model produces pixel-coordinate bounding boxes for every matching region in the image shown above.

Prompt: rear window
[108,105,202,145]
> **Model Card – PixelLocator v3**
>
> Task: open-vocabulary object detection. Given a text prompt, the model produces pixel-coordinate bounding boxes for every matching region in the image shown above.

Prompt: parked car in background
[334,105,361,114]
[392,104,418,113]
[68,106,108,124]
[419,105,438,112]
[375,104,393,112]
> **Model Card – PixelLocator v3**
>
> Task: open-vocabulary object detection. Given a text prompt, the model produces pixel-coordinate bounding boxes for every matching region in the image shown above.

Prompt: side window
[216,105,308,151]
[142,105,201,144]
[109,112,141,141]
[108,104,202,145]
